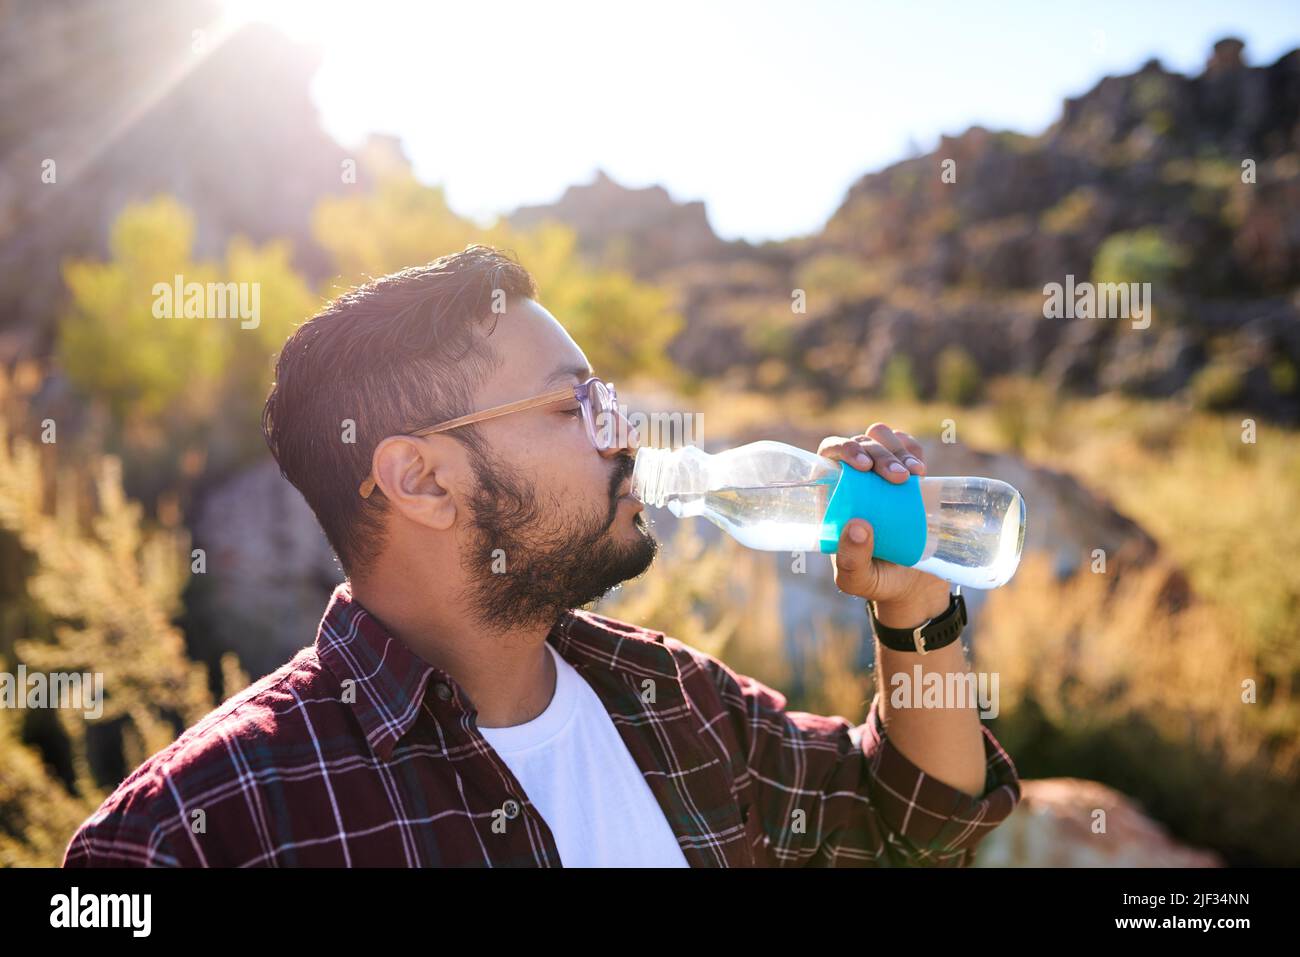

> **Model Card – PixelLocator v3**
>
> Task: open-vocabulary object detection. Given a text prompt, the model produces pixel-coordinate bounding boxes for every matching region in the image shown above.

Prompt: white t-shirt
[477,641,690,867]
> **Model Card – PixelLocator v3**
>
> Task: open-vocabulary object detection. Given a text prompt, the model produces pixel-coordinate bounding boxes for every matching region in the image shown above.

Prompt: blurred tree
[314,172,683,384]
[57,197,320,498]
[58,185,684,495]
[59,197,228,424]
[497,223,682,383]
[214,237,319,465]
[312,174,478,286]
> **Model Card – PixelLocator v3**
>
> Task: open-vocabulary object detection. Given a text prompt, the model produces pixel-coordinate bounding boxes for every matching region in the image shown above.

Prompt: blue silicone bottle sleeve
[817,463,928,565]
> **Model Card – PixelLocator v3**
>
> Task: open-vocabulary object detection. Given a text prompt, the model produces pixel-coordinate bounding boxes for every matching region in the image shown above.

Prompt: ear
[369,435,462,531]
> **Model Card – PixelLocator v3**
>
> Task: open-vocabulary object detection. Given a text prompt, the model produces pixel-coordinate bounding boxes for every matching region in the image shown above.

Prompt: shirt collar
[315,582,682,762]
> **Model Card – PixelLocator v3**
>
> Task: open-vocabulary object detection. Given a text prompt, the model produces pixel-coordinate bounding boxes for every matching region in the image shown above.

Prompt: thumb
[833,519,879,597]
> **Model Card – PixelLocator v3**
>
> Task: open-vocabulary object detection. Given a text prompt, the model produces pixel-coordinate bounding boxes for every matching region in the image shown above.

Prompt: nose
[598,407,640,457]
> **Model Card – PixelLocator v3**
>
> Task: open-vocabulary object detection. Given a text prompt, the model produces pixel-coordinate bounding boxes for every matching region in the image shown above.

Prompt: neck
[349,554,559,728]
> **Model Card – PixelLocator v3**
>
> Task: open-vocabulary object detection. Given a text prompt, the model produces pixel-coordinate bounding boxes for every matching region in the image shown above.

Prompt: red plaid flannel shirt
[64,582,1020,867]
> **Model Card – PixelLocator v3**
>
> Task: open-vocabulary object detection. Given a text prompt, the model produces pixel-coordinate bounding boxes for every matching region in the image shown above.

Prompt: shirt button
[502,799,521,819]
[432,682,453,702]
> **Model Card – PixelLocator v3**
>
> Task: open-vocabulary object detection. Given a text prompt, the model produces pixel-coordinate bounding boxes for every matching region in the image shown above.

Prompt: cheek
[567,457,614,505]
[499,417,610,513]
[534,435,610,504]
[553,416,608,482]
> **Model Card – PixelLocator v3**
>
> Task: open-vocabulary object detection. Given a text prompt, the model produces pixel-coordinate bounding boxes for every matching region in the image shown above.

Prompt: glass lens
[589,379,617,449]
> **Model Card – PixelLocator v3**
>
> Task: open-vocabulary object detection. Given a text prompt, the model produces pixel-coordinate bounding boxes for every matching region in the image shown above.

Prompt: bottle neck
[634,442,846,507]
[630,446,674,507]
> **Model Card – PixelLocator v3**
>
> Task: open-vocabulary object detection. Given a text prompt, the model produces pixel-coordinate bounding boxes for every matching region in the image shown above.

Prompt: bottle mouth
[629,447,671,507]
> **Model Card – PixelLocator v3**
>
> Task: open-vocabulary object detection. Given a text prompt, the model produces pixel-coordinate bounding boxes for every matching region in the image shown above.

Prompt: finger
[864,424,920,480]
[864,422,909,455]
[832,519,880,597]
[859,438,909,483]
[817,435,873,471]
[893,431,926,475]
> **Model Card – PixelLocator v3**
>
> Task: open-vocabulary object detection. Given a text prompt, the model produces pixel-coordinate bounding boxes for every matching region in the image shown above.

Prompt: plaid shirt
[63,582,1020,867]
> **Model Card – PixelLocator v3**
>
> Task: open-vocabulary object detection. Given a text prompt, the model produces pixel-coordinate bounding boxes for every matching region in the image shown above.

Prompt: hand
[818,424,951,628]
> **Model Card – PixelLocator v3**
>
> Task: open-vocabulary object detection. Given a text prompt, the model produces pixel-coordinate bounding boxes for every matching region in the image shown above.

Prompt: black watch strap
[868,588,967,655]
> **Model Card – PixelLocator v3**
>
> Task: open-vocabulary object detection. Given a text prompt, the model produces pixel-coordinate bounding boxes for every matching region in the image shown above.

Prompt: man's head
[262,245,657,629]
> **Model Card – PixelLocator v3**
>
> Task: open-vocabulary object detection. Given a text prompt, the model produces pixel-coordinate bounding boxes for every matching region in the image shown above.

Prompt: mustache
[602,453,637,526]
[607,453,635,500]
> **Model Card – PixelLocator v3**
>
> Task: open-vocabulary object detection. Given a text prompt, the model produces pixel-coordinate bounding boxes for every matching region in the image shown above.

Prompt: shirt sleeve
[854,690,1022,866]
[62,767,190,868]
[700,657,1021,867]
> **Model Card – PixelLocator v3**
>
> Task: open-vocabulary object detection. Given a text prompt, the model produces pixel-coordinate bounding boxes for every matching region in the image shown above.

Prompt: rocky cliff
[0,0,351,357]
[525,40,1300,423]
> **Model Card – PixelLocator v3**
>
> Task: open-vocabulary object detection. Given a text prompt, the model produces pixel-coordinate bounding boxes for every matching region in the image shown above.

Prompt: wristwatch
[867,587,967,655]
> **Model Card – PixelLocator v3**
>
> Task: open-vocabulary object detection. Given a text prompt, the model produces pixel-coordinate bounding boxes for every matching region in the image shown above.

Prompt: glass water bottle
[630,440,1026,589]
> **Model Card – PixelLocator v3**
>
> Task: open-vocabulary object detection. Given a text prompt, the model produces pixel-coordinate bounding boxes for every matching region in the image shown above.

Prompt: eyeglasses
[359,376,624,499]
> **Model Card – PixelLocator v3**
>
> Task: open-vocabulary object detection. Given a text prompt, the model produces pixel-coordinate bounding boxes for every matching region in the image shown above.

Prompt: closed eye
[559,406,583,417]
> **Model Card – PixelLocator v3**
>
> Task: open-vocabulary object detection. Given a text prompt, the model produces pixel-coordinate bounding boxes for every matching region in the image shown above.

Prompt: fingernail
[848,523,867,543]
[905,456,922,469]
[854,452,872,467]
[888,462,907,474]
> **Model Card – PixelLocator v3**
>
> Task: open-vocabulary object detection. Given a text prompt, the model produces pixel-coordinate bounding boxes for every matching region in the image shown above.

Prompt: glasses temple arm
[358,385,576,498]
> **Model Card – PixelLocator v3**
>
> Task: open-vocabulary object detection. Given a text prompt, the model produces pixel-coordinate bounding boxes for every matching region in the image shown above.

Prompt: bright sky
[224,0,1300,243]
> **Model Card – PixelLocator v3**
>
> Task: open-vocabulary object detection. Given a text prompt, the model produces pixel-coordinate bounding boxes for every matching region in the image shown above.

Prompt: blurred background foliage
[1,5,1297,867]
[313,171,685,385]
[600,385,1300,864]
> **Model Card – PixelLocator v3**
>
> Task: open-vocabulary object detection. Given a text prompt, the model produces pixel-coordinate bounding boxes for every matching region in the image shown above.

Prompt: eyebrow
[542,363,595,387]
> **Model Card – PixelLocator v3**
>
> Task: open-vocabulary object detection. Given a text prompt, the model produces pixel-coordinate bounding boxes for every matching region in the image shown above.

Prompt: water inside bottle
[664,477,836,551]
[659,471,1026,587]
[914,478,1027,588]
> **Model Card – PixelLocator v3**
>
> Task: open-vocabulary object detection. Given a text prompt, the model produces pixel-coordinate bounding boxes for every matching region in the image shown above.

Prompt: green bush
[1093,227,1188,290]
[935,345,983,405]
[881,354,919,402]
[793,253,885,305]
[1270,358,1298,395]
[1042,188,1100,235]
[1190,361,1245,410]
[0,385,244,865]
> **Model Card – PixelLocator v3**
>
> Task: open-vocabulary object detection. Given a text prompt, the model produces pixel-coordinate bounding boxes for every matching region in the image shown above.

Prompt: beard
[457,443,658,631]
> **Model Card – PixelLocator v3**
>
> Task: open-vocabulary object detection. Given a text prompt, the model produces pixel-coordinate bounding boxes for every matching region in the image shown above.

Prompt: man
[64,245,1020,867]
